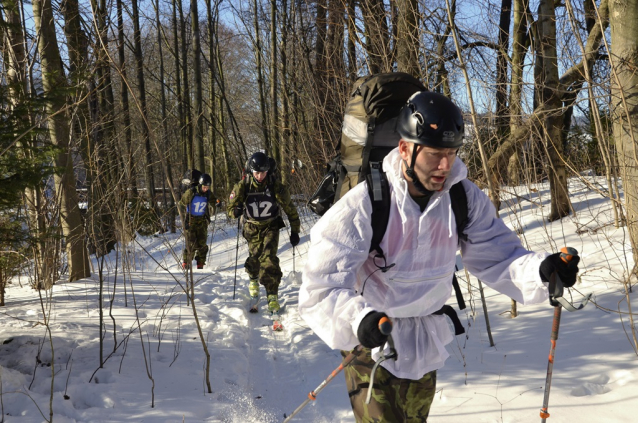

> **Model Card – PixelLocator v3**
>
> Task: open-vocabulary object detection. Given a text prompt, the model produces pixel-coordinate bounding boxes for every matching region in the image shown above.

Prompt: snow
[1,177,637,422]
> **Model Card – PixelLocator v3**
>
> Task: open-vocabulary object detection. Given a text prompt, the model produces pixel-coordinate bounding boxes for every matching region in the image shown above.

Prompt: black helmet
[199,173,212,186]
[396,91,464,148]
[248,152,270,172]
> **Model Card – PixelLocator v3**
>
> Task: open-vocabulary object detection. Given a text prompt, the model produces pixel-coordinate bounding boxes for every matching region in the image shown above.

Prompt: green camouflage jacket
[227,175,300,233]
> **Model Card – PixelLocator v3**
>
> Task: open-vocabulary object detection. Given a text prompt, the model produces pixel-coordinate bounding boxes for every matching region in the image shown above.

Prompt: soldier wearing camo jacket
[180,173,216,269]
[227,151,300,313]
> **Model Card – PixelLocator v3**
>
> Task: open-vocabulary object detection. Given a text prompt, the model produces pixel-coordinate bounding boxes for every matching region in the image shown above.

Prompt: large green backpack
[308,72,425,215]
[337,72,426,200]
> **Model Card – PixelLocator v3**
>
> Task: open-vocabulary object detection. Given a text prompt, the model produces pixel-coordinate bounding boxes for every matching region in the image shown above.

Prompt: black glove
[290,232,300,247]
[357,311,389,349]
[539,249,580,288]
[232,206,243,218]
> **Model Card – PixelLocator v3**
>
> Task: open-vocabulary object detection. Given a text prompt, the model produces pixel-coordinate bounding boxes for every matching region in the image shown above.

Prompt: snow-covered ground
[1,177,636,422]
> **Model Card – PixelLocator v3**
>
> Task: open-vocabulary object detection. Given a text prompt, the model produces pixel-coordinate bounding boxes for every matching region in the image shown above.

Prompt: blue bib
[188,194,208,217]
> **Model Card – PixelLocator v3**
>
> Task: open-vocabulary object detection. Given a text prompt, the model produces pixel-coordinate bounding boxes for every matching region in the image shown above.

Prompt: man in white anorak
[299,91,580,421]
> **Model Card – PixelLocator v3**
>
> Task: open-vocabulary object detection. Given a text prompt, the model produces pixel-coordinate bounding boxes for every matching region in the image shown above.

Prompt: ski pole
[283,316,393,422]
[207,210,217,265]
[232,217,241,300]
[540,247,577,422]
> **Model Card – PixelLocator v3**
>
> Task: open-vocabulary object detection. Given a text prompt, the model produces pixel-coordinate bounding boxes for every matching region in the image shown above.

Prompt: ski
[271,311,283,331]
[249,297,260,313]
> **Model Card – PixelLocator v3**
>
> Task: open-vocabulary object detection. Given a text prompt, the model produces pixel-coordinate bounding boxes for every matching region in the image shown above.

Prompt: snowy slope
[1,178,637,422]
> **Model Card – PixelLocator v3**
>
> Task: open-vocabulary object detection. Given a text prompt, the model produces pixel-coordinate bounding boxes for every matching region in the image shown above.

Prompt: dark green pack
[308,72,425,216]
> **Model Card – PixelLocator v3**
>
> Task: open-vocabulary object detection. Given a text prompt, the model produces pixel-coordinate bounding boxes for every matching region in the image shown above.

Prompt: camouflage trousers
[183,217,209,264]
[243,220,282,296]
[341,348,437,422]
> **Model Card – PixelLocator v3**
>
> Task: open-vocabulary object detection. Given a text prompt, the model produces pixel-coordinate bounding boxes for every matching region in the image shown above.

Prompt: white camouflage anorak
[299,148,551,380]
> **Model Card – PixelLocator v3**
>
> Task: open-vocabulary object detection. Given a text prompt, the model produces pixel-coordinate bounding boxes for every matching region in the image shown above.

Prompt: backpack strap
[449,181,469,310]
[433,305,465,335]
[450,181,469,242]
[366,162,394,273]
[359,118,376,184]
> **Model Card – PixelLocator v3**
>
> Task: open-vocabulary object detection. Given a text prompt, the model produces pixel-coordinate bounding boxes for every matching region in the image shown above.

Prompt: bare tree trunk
[323,0,346,149]
[155,0,176,233]
[191,0,205,171]
[506,0,530,189]
[212,25,233,194]
[346,0,357,82]
[116,0,136,198]
[170,0,186,173]
[396,0,420,77]
[495,0,514,183]
[610,0,638,278]
[253,0,270,151]
[81,0,117,255]
[32,0,90,283]
[177,0,193,169]
[280,0,291,185]
[360,0,391,73]
[206,0,219,188]
[495,0,511,136]
[270,0,280,166]
[131,0,159,228]
[537,0,571,221]
[433,1,454,94]
[2,0,54,286]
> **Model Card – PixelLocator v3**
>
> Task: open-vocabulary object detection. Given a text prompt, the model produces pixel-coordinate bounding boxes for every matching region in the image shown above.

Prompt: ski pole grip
[378,316,392,336]
[559,247,578,263]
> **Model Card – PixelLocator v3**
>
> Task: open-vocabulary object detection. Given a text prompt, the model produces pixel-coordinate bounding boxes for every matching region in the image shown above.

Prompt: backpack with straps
[308,72,425,216]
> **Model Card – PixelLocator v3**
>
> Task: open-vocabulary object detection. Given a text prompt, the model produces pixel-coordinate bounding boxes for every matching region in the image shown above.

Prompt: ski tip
[273,322,283,331]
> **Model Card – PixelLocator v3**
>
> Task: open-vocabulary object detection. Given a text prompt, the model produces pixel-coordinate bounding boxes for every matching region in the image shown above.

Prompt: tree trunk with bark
[360,0,390,73]
[280,0,291,185]
[177,0,193,169]
[396,0,420,77]
[537,0,570,221]
[346,0,357,82]
[191,0,205,172]
[116,0,137,199]
[132,0,159,227]
[610,0,638,267]
[252,0,270,152]
[206,0,219,189]
[32,0,90,283]
[2,0,56,285]
[170,0,186,172]
[270,0,280,166]
[156,0,176,232]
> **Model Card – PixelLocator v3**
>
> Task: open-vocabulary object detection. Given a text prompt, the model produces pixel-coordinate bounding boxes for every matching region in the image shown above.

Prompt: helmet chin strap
[403,145,431,196]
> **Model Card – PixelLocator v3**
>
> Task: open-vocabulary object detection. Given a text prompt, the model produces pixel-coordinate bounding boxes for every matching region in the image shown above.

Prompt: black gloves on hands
[539,249,580,288]
[290,232,300,247]
[232,206,244,219]
[357,311,389,349]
